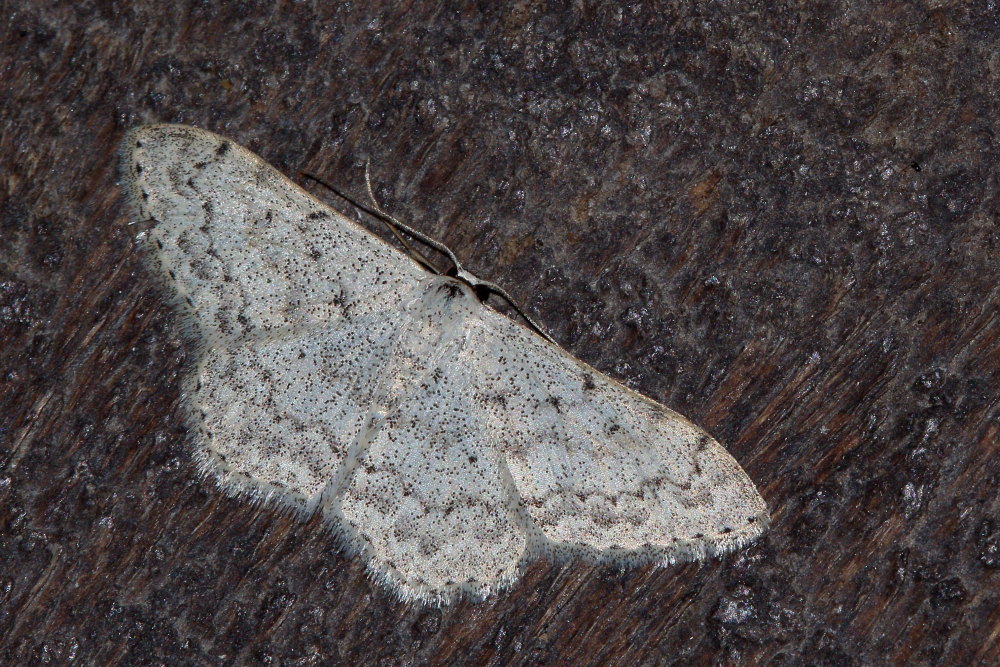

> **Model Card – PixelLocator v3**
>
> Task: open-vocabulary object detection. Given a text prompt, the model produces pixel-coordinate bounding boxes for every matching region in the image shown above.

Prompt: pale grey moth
[121,124,768,603]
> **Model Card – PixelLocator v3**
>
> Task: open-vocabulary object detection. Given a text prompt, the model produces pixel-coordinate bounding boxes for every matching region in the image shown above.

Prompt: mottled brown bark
[2,2,998,665]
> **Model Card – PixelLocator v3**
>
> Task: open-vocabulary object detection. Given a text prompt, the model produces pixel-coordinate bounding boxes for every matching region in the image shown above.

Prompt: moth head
[446,265,492,303]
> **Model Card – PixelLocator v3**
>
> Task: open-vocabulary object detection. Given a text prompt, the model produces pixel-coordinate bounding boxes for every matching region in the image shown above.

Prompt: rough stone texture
[1,1,998,664]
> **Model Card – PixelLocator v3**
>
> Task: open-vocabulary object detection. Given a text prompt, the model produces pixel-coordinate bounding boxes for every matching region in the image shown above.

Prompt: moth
[121,124,767,603]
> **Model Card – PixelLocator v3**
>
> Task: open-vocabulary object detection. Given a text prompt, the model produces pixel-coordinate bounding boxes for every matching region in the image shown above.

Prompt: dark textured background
[2,1,998,664]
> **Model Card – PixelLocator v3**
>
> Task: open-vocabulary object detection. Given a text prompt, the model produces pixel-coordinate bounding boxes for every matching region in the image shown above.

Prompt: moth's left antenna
[301,167,556,345]
[301,170,444,276]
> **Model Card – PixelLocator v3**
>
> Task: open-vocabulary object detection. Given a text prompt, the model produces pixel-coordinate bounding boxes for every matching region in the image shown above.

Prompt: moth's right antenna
[475,280,557,345]
[302,166,557,345]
